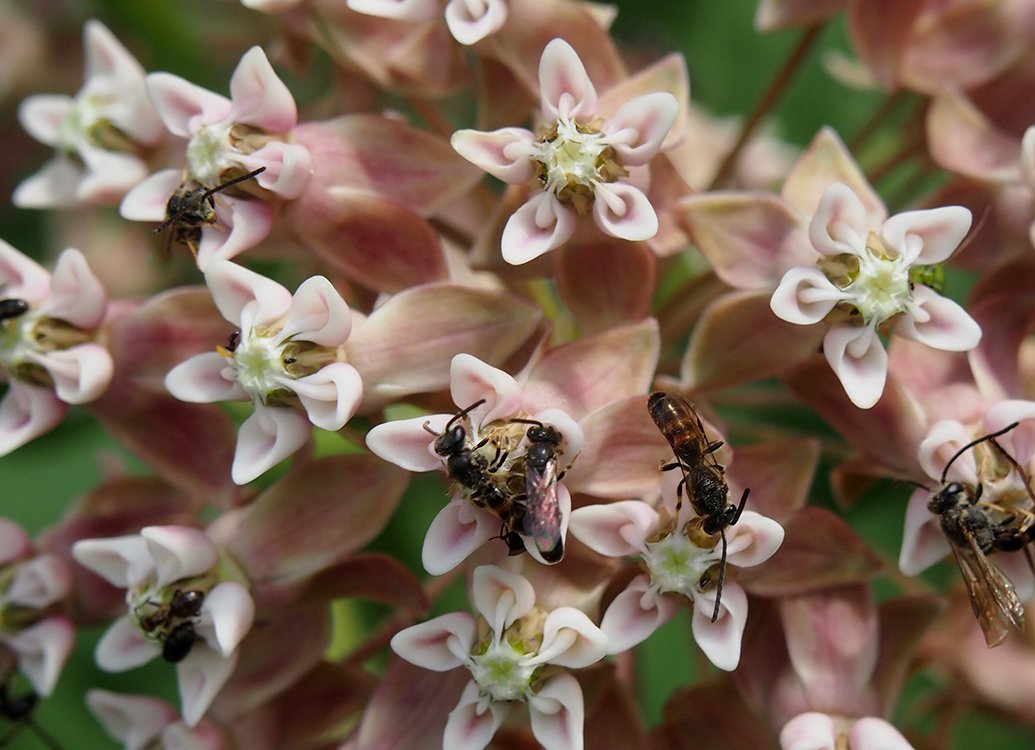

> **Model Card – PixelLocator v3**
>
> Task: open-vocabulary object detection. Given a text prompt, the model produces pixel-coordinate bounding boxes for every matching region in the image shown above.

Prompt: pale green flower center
[58,96,104,152]
[530,117,625,213]
[229,331,290,402]
[846,242,911,326]
[643,531,719,599]
[467,636,537,702]
[187,122,234,185]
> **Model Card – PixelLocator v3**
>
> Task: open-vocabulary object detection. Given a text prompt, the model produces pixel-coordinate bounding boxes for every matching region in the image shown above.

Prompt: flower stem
[706,22,826,191]
[848,90,909,154]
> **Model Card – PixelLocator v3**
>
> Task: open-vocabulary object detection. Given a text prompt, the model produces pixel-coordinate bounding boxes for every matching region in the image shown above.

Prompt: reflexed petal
[194,199,275,271]
[691,582,748,671]
[770,266,848,325]
[71,534,152,588]
[204,260,292,331]
[444,680,507,750]
[822,325,888,409]
[0,520,31,566]
[289,363,363,431]
[227,47,297,133]
[533,607,608,668]
[471,565,536,634]
[141,526,218,589]
[390,613,477,671]
[606,92,679,166]
[592,182,659,241]
[4,616,74,696]
[501,193,576,265]
[95,615,160,672]
[422,498,499,575]
[539,39,598,121]
[568,501,657,557]
[5,553,71,609]
[881,205,971,266]
[280,276,352,346]
[119,168,182,222]
[445,0,508,45]
[165,352,245,404]
[449,353,523,425]
[46,248,107,327]
[199,581,254,656]
[176,646,238,727]
[366,414,447,472]
[984,400,1035,460]
[916,419,975,485]
[724,511,785,568]
[0,238,50,300]
[849,717,914,750]
[896,286,981,352]
[808,183,869,257]
[146,73,230,138]
[242,140,313,199]
[450,128,536,184]
[40,344,114,404]
[12,157,82,209]
[76,147,151,204]
[17,94,72,146]
[0,383,67,456]
[528,672,585,750]
[779,712,837,750]
[599,576,678,654]
[86,689,176,749]
[231,406,311,485]
[346,0,440,21]
[898,488,949,576]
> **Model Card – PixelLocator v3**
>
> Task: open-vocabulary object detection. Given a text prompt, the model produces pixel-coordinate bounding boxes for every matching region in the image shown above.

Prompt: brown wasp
[927,421,1035,647]
[152,166,266,257]
[648,391,749,623]
[135,588,206,663]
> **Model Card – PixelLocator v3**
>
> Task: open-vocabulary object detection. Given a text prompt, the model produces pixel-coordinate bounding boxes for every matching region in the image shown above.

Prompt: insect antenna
[710,530,728,623]
[940,422,1021,484]
[152,166,267,236]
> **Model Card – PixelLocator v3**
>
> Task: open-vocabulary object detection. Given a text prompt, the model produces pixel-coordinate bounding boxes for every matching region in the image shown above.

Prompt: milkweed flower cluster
[7,3,1035,749]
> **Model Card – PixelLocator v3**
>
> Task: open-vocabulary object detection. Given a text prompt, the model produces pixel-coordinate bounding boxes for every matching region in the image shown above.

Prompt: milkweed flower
[770,182,981,408]
[120,46,312,270]
[87,689,225,750]
[366,353,583,574]
[14,20,164,208]
[0,239,113,455]
[390,565,608,750]
[165,260,362,485]
[451,38,679,264]
[346,0,507,45]
[72,525,255,727]
[780,712,914,750]
[568,488,783,670]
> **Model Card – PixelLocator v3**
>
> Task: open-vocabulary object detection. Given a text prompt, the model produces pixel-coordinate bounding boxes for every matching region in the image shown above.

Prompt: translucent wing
[522,458,563,563]
[949,530,1026,648]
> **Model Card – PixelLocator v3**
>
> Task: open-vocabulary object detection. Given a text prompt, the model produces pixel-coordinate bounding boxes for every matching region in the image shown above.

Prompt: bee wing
[523,459,563,562]
[949,533,1025,648]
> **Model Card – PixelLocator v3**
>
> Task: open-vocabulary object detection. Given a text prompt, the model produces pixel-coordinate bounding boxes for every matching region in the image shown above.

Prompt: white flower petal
[533,607,608,669]
[501,192,576,265]
[280,276,352,346]
[849,717,915,750]
[444,680,508,750]
[724,511,785,568]
[591,181,659,241]
[448,353,524,426]
[528,672,585,750]
[779,711,837,750]
[227,47,298,133]
[0,382,67,457]
[568,500,657,558]
[71,535,152,589]
[231,406,312,485]
[390,612,477,671]
[204,260,292,332]
[770,266,849,325]
[95,615,160,672]
[917,420,976,485]
[146,73,230,139]
[896,286,981,352]
[422,497,497,576]
[86,689,177,750]
[346,0,440,21]
[444,0,508,44]
[290,363,363,432]
[176,646,238,727]
[141,526,218,590]
[822,324,888,409]
[45,248,107,328]
[38,344,113,404]
[606,92,679,167]
[880,206,971,267]
[17,94,72,147]
[5,553,71,609]
[599,575,678,654]
[119,169,182,222]
[808,183,869,257]
[199,581,254,656]
[3,616,74,696]
[690,582,748,671]
[898,487,950,576]
[194,199,275,272]
[12,157,83,209]
[0,520,32,566]
[539,39,597,121]
[366,414,448,472]
[166,352,245,404]
[471,565,536,634]
[450,128,536,184]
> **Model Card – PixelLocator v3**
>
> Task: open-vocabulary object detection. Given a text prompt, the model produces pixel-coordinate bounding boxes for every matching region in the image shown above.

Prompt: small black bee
[135,588,206,663]
[153,166,267,256]
[162,621,198,664]
[0,299,28,322]
[510,419,565,564]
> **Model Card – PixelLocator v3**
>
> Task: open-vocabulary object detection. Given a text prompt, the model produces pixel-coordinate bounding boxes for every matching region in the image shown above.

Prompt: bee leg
[710,529,728,623]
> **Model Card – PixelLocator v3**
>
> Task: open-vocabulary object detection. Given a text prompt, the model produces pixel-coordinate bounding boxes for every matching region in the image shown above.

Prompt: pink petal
[449,353,523,426]
[17,94,72,146]
[71,534,153,588]
[784,129,885,225]
[86,689,177,748]
[450,128,536,184]
[539,38,598,121]
[501,192,576,265]
[599,575,678,654]
[231,406,311,485]
[926,94,1021,182]
[199,581,254,656]
[161,720,225,750]
[606,92,679,167]
[421,499,498,575]
[204,260,292,331]
[39,344,114,404]
[3,616,74,696]
[5,553,71,609]
[822,325,888,409]
[95,614,160,672]
[471,565,537,633]
[528,672,585,750]
[808,183,870,257]
[848,717,914,750]
[567,501,657,557]
[0,520,31,566]
[0,238,50,300]
[365,414,448,472]
[289,362,363,431]
[779,712,837,750]
[770,266,848,325]
[390,612,477,671]
[534,607,608,669]
[76,147,151,204]
[591,182,659,241]
[119,169,182,222]
[176,646,238,726]
[1021,127,1035,190]
[194,199,275,271]
[725,511,785,568]
[444,680,508,750]
[898,487,950,576]
[166,352,245,404]
[146,73,230,139]
[346,0,440,21]
[12,157,83,208]
[245,140,312,199]
[141,526,218,589]
[227,47,297,133]
[444,0,508,45]
[896,286,981,352]
[880,206,971,266]
[984,400,1035,461]
[280,276,352,346]
[691,582,748,671]
[0,382,67,456]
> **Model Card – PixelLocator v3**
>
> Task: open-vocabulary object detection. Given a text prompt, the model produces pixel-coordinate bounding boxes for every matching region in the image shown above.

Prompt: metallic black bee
[162,621,198,663]
[509,419,565,564]
[648,391,749,623]
[0,299,28,322]
[927,422,1034,647]
[136,588,206,663]
[153,166,267,256]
